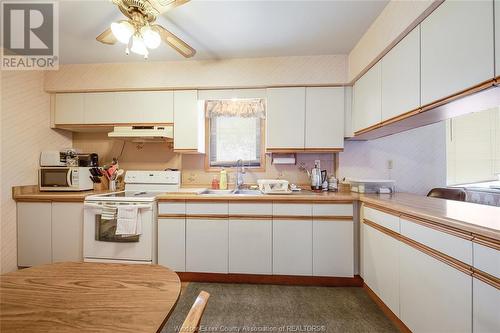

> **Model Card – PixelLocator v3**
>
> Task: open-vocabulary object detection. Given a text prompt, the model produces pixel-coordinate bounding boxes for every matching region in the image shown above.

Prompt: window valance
[205,99,266,119]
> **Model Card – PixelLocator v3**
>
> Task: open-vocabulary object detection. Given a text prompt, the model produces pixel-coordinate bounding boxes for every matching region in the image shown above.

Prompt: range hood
[108,125,173,141]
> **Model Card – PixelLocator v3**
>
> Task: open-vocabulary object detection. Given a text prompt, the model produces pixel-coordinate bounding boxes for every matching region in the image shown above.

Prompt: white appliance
[108,125,173,141]
[39,167,93,191]
[83,170,181,264]
[40,150,67,167]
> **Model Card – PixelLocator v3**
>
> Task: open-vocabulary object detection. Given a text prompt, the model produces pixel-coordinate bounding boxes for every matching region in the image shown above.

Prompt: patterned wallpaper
[1,71,72,273]
[338,122,447,195]
[44,54,347,92]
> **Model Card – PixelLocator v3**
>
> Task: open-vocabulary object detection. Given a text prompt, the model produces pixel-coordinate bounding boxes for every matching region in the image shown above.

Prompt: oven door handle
[83,203,152,210]
[84,203,102,209]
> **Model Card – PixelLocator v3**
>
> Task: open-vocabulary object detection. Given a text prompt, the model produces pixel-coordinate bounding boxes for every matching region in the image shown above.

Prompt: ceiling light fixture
[96,1,196,59]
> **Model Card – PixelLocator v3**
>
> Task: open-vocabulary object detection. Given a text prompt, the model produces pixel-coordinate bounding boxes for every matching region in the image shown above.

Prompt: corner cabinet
[266,87,345,152]
[421,0,494,106]
[352,62,381,133]
[173,90,205,153]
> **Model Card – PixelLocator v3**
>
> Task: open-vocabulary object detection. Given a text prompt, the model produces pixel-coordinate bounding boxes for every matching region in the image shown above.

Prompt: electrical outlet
[314,160,321,169]
[387,160,394,170]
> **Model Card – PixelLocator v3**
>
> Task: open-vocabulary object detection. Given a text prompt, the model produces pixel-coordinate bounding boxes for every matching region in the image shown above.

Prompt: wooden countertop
[360,193,500,242]
[0,262,181,333]
[12,185,111,202]
[12,185,499,241]
[156,190,357,202]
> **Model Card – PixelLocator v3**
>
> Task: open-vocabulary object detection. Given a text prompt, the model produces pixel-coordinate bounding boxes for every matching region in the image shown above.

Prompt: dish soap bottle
[219,168,228,190]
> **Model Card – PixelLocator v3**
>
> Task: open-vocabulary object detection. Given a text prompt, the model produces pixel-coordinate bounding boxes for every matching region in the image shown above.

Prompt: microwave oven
[39,167,93,191]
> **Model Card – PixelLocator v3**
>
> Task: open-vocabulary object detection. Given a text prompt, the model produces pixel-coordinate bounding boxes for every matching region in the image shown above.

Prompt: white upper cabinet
[54,93,84,124]
[421,0,494,106]
[305,87,344,149]
[84,93,117,124]
[352,61,382,133]
[266,87,306,150]
[381,27,420,121]
[117,91,174,123]
[54,91,174,125]
[173,90,205,153]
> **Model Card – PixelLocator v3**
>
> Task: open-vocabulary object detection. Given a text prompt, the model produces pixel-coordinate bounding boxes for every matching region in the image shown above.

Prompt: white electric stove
[83,170,180,264]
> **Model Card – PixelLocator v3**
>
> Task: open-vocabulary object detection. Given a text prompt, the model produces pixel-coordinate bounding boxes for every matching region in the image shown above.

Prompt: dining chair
[179,291,210,333]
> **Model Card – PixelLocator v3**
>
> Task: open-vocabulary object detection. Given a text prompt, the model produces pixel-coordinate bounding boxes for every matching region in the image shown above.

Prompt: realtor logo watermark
[1,1,59,70]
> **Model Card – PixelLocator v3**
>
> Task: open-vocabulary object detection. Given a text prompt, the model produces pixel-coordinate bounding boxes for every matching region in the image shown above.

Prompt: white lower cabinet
[473,277,500,333]
[158,218,186,272]
[399,241,472,333]
[186,218,228,273]
[362,223,399,316]
[17,202,52,267]
[313,220,353,277]
[229,219,272,274]
[51,202,83,262]
[273,219,312,276]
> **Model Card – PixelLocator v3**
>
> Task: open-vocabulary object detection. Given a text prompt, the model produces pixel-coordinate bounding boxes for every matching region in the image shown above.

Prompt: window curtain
[205,99,266,119]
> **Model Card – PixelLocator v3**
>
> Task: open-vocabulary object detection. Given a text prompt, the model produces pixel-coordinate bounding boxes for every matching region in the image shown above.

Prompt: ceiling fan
[96,0,196,59]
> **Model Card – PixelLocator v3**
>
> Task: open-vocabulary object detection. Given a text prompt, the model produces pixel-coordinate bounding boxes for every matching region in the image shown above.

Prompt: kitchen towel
[101,204,117,220]
[115,205,142,236]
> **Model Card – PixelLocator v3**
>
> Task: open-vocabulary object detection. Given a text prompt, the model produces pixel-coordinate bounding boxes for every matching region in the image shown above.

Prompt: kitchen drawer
[473,241,500,278]
[273,203,312,216]
[312,203,353,217]
[186,202,228,215]
[401,217,472,265]
[363,206,399,233]
[228,202,272,216]
[158,202,186,215]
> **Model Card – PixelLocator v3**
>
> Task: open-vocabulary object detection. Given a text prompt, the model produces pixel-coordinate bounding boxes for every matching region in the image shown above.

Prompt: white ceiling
[58,0,389,64]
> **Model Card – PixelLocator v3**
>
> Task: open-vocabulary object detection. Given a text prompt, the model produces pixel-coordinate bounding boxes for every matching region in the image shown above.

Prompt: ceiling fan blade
[96,27,118,45]
[152,25,196,58]
[158,0,190,13]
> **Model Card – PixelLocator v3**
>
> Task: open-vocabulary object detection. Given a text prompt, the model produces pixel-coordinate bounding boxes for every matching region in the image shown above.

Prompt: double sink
[201,189,264,196]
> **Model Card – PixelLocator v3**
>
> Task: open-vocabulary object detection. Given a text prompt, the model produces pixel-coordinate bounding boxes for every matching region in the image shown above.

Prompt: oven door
[83,202,153,262]
[39,168,72,189]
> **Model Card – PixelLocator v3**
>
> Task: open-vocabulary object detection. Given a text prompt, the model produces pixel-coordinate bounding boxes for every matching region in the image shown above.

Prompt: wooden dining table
[0,262,181,332]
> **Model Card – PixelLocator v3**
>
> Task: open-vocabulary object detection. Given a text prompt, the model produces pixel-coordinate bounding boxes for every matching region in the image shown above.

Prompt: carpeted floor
[162,283,398,333]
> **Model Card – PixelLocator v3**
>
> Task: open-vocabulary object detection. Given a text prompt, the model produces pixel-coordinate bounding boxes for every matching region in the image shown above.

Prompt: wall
[348,0,440,81]
[1,71,72,273]
[44,54,347,92]
[72,133,335,187]
[338,122,446,195]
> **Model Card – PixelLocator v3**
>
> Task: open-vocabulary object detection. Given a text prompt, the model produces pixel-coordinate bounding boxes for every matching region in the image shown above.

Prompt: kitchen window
[205,99,266,169]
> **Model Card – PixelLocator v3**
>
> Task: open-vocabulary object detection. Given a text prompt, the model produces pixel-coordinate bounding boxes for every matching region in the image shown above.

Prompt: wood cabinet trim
[158,214,186,219]
[419,79,496,113]
[265,148,344,153]
[353,79,496,137]
[312,216,353,221]
[472,269,500,290]
[186,214,228,219]
[363,219,473,276]
[363,283,412,333]
[363,203,401,217]
[400,214,473,241]
[273,215,313,220]
[472,235,500,251]
[228,215,273,220]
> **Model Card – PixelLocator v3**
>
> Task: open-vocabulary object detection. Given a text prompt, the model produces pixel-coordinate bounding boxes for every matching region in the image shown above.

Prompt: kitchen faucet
[235,159,245,190]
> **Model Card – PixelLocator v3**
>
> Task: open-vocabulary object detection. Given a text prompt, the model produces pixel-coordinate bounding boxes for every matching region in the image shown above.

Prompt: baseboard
[362,283,411,333]
[177,272,363,287]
